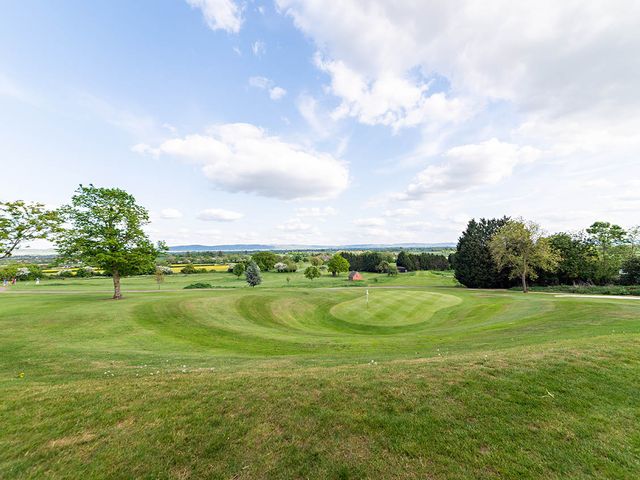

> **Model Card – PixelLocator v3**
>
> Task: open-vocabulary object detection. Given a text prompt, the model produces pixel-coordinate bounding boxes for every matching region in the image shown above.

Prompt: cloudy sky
[1,1,638,246]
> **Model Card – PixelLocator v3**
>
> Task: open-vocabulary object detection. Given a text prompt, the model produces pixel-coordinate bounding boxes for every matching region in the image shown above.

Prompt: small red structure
[348,271,363,281]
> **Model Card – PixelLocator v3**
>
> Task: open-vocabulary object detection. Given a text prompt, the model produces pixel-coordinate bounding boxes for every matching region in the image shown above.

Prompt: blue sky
[2,1,639,247]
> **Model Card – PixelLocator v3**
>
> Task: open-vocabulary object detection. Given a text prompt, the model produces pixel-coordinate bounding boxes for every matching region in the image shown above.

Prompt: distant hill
[168,243,456,252]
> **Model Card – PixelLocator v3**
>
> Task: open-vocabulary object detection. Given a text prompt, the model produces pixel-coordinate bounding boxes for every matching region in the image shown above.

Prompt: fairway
[2,275,640,479]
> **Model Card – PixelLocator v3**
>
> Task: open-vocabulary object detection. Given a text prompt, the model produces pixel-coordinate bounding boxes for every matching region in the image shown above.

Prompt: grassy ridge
[1,274,640,478]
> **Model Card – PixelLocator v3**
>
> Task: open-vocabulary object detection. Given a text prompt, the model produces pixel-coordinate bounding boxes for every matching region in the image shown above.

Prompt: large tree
[327,253,349,276]
[0,201,60,259]
[56,185,163,299]
[454,217,511,288]
[489,220,559,293]
[251,251,278,271]
[586,221,627,284]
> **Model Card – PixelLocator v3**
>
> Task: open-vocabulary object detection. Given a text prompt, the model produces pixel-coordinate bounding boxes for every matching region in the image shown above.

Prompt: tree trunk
[521,271,528,293]
[113,270,122,300]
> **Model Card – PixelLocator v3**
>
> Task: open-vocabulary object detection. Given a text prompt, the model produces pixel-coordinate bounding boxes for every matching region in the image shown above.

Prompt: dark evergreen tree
[454,217,511,288]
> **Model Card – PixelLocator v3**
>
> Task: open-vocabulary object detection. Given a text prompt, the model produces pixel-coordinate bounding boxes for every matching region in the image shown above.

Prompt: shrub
[304,265,321,280]
[184,282,212,289]
[232,263,246,278]
[75,266,95,278]
[57,269,74,278]
[156,265,173,275]
[180,264,197,274]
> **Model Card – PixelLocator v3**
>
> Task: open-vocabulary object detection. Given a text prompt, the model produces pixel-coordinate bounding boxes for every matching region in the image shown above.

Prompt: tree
[540,233,597,285]
[626,226,640,256]
[232,262,245,278]
[489,220,559,293]
[245,261,262,287]
[309,256,324,266]
[620,257,640,285]
[454,217,511,288]
[56,185,163,299]
[586,221,627,284]
[252,251,278,271]
[304,265,321,280]
[1,201,60,259]
[396,250,417,271]
[327,253,350,276]
[155,267,165,289]
[386,264,398,276]
[377,261,390,273]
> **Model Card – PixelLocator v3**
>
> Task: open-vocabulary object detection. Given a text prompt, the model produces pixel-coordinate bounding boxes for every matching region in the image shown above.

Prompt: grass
[1,272,639,478]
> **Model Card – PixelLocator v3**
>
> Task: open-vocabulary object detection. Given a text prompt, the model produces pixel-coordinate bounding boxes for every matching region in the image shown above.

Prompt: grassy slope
[1,273,639,479]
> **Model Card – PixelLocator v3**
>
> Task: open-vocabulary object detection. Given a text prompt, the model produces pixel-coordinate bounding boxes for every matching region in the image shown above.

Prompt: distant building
[397,266,407,273]
[348,271,363,281]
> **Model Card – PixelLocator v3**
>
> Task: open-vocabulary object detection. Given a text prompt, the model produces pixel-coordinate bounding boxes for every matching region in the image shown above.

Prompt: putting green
[330,289,461,326]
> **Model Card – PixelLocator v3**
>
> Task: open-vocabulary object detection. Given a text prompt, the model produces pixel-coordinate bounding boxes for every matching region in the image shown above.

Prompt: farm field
[1,273,640,479]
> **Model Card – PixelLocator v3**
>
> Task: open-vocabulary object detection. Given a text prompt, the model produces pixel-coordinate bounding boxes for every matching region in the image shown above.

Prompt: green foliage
[74,266,95,278]
[0,263,42,280]
[489,220,560,293]
[327,253,350,276]
[232,262,246,278]
[304,265,321,280]
[539,233,598,285]
[386,264,399,276]
[309,255,324,266]
[0,200,60,259]
[251,251,278,271]
[180,264,207,274]
[454,217,512,288]
[339,252,386,272]
[396,251,449,271]
[245,261,262,287]
[587,221,627,284]
[620,257,640,286]
[183,282,213,289]
[56,185,164,299]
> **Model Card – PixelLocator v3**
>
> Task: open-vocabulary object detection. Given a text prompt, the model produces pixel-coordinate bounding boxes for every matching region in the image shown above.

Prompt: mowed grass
[1,273,640,479]
[5,269,457,292]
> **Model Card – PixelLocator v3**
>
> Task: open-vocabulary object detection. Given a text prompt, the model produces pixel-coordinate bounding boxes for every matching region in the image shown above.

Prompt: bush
[57,269,74,278]
[184,282,212,289]
[304,265,321,280]
[75,266,95,278]
[155,265,173,275]
[232,263,246,277]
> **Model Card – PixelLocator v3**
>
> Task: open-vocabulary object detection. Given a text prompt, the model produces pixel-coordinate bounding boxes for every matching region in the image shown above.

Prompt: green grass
[1,272,639,478]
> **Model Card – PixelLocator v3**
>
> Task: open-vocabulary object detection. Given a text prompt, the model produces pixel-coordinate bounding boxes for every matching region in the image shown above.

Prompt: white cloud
[295,206,337,219]
[269,86,287,100]
[197,208,244,222]
[383,208,418,218]
[249,77,287,100]
[277,218,315,232]
[186,0,243,34]
[354,217,385,227]
[133,123,349,200]
[159,208,183,219]
[252,41,266,56]
[315,55,472,131]
[278,0,640,149]
[400,139,540,199]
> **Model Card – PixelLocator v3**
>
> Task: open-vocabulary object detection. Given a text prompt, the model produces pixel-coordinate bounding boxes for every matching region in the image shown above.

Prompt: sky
[1,0,639,247]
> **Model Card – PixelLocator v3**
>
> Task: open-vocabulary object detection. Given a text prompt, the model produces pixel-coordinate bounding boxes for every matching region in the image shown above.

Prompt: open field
[1,273,640,478]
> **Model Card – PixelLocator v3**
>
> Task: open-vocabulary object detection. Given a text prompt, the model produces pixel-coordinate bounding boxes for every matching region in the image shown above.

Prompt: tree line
[453,217,640,292]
